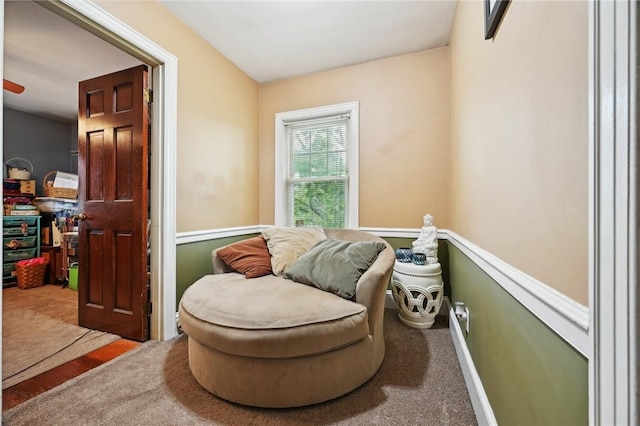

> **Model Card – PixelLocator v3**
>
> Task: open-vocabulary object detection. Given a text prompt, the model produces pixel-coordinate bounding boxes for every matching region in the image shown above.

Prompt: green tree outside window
[287,118,349,228]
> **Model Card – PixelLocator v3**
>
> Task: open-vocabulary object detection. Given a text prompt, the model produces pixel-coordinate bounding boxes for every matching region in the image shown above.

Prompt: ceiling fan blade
[3,79,25,94]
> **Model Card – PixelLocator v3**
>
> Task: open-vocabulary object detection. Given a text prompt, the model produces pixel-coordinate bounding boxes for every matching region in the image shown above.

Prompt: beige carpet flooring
[3,309,477,425]
[2,284,120,389]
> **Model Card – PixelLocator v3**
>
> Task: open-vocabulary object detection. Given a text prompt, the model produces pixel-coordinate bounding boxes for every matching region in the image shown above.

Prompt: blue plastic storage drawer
[3,216,39,227]
[3,227,37,237]
[4,248,37,261]
[4,236,37,249]
[3,263,15,278]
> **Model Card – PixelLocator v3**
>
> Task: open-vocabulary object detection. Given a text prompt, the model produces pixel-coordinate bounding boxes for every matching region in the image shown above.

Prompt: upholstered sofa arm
[212,246,235,275]
[323,228,394,335]
[355,244,394,334]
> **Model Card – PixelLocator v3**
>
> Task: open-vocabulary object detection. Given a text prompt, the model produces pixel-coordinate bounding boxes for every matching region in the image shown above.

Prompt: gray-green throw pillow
[283,239,387,299]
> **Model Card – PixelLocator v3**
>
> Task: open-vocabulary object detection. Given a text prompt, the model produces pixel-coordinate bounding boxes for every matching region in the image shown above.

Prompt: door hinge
[144,89,153,103]
[146,300,152,316]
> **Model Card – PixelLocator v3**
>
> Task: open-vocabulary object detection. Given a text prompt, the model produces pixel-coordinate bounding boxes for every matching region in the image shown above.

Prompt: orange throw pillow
[217,236,273,278]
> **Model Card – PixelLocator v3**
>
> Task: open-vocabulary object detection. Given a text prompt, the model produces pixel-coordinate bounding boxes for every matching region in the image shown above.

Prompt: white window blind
[284,114,350,228]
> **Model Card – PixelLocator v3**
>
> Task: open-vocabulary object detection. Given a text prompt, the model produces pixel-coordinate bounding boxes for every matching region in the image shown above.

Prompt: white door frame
[4,0,179,341]
[589,0,638,424]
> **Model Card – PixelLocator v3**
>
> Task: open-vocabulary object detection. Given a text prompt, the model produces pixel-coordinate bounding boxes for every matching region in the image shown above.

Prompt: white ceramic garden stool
[391,261,444,329]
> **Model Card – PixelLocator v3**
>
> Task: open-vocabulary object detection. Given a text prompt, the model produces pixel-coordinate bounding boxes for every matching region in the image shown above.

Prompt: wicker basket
[15,262,47,289]
[5,158,33,180]
[43,171,78,199]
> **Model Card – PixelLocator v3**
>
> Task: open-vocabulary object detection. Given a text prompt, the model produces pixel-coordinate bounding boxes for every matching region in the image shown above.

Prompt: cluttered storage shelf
[2,216,40,288]
[3,168,79,290]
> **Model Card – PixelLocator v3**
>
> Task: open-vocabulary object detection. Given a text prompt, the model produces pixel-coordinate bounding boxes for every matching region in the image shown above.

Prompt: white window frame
[275,101,359,228]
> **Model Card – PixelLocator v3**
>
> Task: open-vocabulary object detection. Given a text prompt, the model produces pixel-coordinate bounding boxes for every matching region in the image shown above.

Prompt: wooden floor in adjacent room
[2,339,140,412]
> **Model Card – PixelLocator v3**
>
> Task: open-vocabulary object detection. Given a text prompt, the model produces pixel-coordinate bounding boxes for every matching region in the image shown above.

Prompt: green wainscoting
[175,232,585,423]
[176,234,425,305]
[447,242,588,426]
[175,234,259,309]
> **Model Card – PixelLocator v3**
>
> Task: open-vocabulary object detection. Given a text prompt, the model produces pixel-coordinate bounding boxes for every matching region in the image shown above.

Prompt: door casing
[34,0,178,341]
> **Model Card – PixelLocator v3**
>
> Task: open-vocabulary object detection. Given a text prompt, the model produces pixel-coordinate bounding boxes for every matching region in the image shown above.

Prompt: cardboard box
[19,180,36,196]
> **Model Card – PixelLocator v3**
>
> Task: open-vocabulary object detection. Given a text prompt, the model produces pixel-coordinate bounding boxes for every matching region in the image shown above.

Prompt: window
[275,102,359,228]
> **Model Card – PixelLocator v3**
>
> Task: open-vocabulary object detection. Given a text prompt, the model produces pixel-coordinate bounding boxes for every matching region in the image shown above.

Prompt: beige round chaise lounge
[178,228,395,408]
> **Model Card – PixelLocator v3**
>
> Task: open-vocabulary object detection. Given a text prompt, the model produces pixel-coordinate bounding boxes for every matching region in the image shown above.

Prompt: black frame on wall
[484,0,509,39]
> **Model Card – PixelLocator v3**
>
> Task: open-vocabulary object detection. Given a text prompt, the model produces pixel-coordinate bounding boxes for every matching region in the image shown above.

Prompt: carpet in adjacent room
[2,285,120,389]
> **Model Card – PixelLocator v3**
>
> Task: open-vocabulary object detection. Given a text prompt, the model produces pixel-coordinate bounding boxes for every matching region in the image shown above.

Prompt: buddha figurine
[412,214,439,264]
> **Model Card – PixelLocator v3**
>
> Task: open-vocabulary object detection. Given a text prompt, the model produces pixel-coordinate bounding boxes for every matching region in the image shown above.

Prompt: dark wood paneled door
[77,65,150,341]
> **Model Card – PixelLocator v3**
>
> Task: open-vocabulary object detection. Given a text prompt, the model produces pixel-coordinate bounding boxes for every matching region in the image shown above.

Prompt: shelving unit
[61,231,78,287]
[41,245,63,284]
[3,215,41,288]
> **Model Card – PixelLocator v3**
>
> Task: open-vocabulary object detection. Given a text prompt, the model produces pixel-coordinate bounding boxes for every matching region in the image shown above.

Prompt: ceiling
[2,1,456,122]
[158,1,457,83]
[3,1,142,122]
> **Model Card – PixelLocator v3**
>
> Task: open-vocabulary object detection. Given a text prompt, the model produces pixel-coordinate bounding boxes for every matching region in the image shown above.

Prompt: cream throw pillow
[262,227,327,276]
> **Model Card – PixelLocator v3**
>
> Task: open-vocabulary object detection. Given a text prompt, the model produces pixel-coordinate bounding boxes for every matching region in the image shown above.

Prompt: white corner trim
[176,225,266,245]
[443,229,589,358]
[588,1,638,424]
[385,290,396,309]
[446,298,498,426]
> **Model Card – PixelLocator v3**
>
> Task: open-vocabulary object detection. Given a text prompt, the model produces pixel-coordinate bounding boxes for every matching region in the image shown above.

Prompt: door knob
[73,213,88,221]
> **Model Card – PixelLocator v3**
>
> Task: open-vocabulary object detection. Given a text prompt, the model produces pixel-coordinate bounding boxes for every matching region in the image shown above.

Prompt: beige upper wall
[259,49,450,229]
[449,1,588,304]
[95,1,260,232]
[94,1,588,304]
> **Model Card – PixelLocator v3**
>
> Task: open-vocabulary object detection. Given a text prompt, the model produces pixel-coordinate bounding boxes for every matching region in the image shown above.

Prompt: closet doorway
[2,1,178,399]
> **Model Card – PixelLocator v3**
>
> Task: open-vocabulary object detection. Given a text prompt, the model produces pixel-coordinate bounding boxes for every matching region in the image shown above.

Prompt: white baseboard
[387,293,497,425]
[385,290,396,309]
[446,298,498,426]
